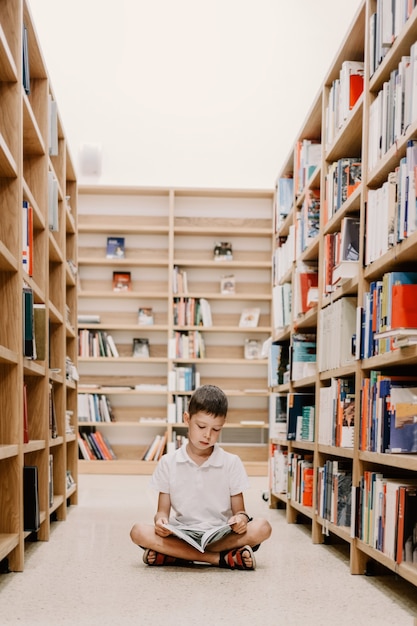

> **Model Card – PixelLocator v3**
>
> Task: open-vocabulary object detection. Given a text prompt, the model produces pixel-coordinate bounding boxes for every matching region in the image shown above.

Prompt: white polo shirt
[149,443,250,530]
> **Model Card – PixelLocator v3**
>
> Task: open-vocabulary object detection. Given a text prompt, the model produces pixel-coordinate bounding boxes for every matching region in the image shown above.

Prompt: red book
[349,73,364,110]
[391,284,417,328]
[302,466,314,507]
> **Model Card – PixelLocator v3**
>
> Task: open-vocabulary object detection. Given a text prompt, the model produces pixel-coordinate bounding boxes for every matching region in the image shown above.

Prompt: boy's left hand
[228,514,248,534]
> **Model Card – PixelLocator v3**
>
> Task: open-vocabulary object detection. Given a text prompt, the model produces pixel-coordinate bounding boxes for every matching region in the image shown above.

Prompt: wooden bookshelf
[269,0,417,589]
[0,1,78,572]
[77,185,274,476]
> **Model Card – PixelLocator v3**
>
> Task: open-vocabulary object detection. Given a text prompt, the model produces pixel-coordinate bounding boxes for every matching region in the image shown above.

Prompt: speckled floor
[0,474,417,625]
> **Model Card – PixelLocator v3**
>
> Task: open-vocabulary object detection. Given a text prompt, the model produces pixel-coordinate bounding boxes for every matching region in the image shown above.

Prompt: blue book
[106,236,125,258]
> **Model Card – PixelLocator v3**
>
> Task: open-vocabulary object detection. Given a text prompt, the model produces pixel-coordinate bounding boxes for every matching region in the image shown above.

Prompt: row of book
[354,471,417,565]
[359,271,417,359]
[294,139,321,197]
[170,330,206,359]
[316,459,352,528]
[78,329,153,359]
[272,227,295,285]
[142,433,167,461]
[78,428,117,461]
[325,60,364,151]
[297,189,320,253]
[287,452,314,508]
[267,340,290,387]
[360,371,417,454]
[78,329,119,358]
[173,297,212,326]
[269,391,315,443]
[168,364,200,392]
[323,158,361,223]
[323,216,360,292]
[368,43,417,171]
[367,141,417,265]
[318,296,356,371]
[274,177,293,229]
[318,378,355,449]
[370,1,417,76]
[23,285,46,360]
[269,443,288,495]
[290,333,316,382]
[22,201,33,276]
[78,393,115,423]
[167,395,190,424]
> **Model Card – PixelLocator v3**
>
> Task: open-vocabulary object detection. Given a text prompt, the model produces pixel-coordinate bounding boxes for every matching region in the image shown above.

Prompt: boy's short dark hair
[188,385,228,418]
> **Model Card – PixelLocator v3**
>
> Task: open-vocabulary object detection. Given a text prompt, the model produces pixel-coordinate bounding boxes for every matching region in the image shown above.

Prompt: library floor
[1,475,417,625]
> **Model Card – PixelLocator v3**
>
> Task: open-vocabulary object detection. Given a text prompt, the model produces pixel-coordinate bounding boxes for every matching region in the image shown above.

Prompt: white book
[239,307,260,328]
[199,298,212,327]
[106,334,119,358]
[161,523,232,553]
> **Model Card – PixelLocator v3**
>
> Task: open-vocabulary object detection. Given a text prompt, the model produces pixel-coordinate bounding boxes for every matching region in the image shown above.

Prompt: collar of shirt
[177,443,224,468]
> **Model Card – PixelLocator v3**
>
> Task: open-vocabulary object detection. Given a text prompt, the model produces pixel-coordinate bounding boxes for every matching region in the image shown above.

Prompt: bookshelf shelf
[0,0,78,572]
[269,0,417,592]
[78,185,274,475]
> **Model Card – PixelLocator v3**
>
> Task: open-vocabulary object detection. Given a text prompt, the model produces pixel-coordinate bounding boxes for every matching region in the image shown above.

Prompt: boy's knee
[258,518,272,541]
[130,523,141,544]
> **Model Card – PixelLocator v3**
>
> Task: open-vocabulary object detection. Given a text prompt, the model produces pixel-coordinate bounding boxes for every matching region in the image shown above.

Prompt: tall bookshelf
[0,0,78,572]
[269,0,417,590]
[77,186,273,476]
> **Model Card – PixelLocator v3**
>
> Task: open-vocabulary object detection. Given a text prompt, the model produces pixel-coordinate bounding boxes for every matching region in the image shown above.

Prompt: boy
[130,384,272,570]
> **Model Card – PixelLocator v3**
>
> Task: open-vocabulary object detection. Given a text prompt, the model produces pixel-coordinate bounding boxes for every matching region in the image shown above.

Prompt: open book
[162,522,232,553]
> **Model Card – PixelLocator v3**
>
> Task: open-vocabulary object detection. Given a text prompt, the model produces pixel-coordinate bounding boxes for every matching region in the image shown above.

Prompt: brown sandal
[143,548,190,567]
[219,545,256,570]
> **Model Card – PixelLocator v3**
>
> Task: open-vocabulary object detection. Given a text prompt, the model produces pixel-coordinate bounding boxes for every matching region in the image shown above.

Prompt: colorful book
[106,236,125,258]
[112,271,131,292]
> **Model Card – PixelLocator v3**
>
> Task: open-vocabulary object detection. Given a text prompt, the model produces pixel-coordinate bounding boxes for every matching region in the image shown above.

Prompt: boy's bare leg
[130,518,271,566]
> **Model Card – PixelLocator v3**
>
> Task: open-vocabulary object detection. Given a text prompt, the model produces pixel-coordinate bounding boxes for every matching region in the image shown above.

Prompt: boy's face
[184,410,226,450]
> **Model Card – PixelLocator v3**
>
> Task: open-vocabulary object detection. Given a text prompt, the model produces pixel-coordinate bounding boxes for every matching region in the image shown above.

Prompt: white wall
[29,0,363,189]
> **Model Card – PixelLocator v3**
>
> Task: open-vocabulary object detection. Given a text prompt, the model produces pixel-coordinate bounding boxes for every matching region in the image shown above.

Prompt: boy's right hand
[155,518,172,537]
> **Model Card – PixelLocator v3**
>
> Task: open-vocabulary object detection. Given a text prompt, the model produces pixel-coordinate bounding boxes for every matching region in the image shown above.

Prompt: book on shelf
[49,382,58,439]
[275,176,294,227]
[112,271,131,292]
[213,241,233,262]
[340,216,360,262]
[78,313,101,324]
[22,200,33,276]
[397,485,417,564]
[161,522,232,553]
[239,307,260,328]
[22,23,30,95]
[132,337,150,358]
[220,274,236,294]
[269,393,287,439]
[23,383,29,444]
[48,94,58,156]
[138,307,154,325]
[23,284,35,359]
[244,338,262,360]
[79,427,117,460]
[142,433,167,461]
[286,393,315,441]
[33,303,46,361]
[199,298,213,327]
[389,383,417,453]
[48,453,54,507]
[23,466,40,532]
[106,236,125,259]
[290,333,316,381]
[106,334,119,357]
